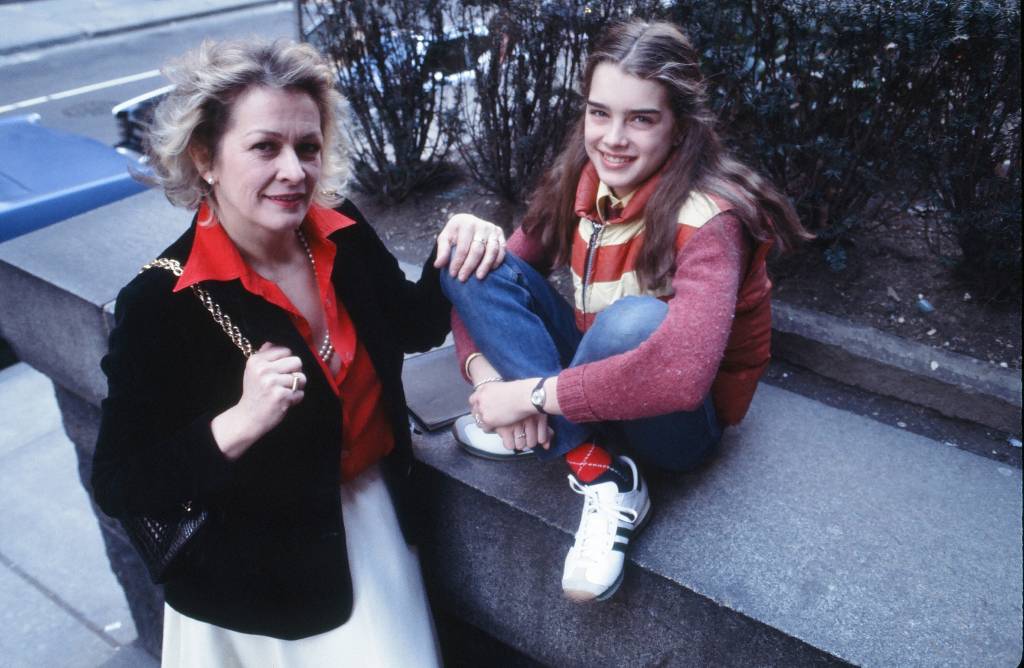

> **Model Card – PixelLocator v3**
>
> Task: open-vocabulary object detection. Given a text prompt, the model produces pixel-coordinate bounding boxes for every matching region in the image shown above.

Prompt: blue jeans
[441,254,721,472]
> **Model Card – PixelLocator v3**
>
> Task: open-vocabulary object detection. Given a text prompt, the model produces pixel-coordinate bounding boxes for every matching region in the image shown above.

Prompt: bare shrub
[300,0,457,202]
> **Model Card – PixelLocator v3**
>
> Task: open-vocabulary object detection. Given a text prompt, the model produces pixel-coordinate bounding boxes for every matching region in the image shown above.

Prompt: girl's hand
[211,342,306,460]
[469,378,538,431]
[466,357,555,450]
[434,213,506,281]
[494,415,552,451]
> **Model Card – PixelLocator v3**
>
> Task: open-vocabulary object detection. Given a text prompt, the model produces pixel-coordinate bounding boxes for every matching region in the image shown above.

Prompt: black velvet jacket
[91,200,450,639]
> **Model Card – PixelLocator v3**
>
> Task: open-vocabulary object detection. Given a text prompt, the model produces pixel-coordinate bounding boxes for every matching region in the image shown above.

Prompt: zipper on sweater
[580,220,604,327]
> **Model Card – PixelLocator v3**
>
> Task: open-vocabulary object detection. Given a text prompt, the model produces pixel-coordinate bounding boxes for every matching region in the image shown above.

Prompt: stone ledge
[413,444,844,667]
[0,190,190,403]
[411,384,1022,667]
[772,301,1022,434]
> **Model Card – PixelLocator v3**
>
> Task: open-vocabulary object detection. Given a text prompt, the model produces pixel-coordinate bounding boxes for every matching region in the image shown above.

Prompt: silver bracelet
[472,376,503,390]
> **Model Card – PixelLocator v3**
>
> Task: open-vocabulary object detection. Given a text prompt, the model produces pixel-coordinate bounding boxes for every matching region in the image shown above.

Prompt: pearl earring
[206,175,214,185]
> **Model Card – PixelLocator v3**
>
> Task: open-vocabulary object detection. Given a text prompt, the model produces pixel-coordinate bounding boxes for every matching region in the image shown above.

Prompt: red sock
[565,443,612,483]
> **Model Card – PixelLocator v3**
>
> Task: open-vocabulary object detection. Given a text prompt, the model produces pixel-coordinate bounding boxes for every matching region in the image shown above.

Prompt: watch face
[530,379,547,413]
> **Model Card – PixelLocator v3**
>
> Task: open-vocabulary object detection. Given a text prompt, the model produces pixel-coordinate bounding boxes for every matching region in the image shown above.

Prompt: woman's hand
[211,342,306,460]
[434,213,506,281]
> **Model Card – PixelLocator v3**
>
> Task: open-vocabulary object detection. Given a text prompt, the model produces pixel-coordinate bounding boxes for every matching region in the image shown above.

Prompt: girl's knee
[607,295,668,318]
[438,265,468,299]
[586,296,668,354]
[440,253,527,297]
[440,258,512,304]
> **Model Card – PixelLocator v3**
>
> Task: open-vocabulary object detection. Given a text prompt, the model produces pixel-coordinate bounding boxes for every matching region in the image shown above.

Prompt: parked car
[0,95,165,367]
[0,113,149,243]
[111,85,172,162]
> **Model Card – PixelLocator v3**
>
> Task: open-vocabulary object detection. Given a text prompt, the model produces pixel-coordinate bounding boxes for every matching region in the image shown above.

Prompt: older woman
[91,39,503,666]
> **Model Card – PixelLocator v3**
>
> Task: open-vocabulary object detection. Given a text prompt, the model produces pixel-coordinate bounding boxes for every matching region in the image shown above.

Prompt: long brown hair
[521,21,810,290]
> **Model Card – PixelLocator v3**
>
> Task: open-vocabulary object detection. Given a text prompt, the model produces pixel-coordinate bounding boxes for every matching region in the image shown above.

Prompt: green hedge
[672,0,1020,295]
[300,0,1021,297]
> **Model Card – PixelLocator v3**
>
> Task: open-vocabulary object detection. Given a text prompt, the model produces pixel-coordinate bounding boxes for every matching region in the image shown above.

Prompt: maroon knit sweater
[451,210,768,425]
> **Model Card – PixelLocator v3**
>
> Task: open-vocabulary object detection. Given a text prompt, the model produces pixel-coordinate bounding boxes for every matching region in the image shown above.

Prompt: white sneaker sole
[563,494,653,603]
[451,414,535,461]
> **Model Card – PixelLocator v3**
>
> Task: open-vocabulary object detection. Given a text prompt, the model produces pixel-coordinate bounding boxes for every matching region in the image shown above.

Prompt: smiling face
[201,86,323,240]
[584,62,677,197]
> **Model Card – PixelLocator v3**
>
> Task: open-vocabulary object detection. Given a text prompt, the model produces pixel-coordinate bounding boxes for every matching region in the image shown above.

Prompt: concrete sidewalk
[0,0,285,55]
[0,362,155,667]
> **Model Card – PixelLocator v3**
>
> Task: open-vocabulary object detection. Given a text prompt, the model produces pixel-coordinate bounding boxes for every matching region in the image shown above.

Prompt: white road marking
[0,69,162,114]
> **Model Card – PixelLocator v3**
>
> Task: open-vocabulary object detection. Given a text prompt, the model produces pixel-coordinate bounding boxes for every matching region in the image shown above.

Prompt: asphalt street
[0,1,294,144]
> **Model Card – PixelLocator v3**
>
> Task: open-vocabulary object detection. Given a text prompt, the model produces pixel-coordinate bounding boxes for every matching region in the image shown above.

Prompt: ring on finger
[290,373,300,393]
[514,432,526,439]
[472,236,486,246]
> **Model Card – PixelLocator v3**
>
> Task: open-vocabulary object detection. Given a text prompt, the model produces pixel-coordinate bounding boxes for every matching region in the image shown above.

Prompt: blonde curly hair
[147,38,349,210]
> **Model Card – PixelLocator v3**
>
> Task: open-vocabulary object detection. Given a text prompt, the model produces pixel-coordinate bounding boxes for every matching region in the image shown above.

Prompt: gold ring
[290,373,300,393]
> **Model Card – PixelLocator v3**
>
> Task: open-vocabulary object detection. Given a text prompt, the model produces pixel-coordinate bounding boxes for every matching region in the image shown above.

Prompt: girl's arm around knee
[558,215,750,423]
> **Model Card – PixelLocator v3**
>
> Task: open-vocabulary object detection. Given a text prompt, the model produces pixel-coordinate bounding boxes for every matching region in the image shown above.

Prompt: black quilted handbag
[119,258,254,583]
[121,503,210,583]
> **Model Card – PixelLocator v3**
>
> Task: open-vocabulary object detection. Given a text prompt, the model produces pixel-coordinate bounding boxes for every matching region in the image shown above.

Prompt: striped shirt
[571,180,728,330]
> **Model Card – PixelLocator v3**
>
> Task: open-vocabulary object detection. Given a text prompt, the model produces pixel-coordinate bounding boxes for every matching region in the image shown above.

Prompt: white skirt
[161,464,441,668]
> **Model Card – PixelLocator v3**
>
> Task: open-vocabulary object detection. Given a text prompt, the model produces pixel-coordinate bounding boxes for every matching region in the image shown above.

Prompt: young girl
[440,20,809,603]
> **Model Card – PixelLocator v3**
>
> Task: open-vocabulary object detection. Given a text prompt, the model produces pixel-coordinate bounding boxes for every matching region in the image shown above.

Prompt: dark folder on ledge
[402,346,471,432]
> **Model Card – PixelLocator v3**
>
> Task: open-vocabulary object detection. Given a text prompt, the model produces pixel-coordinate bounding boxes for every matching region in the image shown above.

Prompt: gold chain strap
[140,258,254,358]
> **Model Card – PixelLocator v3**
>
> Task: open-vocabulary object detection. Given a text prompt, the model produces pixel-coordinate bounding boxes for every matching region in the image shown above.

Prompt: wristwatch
[530,377,549,415]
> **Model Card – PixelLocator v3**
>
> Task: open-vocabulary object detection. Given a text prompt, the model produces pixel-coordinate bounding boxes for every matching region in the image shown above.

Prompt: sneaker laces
[568,476,639,562]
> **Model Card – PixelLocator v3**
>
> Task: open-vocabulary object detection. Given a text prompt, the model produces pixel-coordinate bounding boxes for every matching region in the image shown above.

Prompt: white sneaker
[451,414,535,460]
[561,456,650,602]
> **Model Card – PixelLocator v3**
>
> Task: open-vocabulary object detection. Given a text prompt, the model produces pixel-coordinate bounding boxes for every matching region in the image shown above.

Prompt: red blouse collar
[174,202,356,293]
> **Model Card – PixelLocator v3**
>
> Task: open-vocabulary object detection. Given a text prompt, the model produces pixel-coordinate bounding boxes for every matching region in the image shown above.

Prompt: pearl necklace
[296,228,335,365]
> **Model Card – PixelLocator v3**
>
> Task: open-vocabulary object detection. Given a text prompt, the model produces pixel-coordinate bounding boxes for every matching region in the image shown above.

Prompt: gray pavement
[0,0,285,55]
[0,362,156,667]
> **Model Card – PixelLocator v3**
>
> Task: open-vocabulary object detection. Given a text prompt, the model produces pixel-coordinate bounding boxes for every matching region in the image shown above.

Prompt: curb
[0,0,285,56]
[771,300,1022,435]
